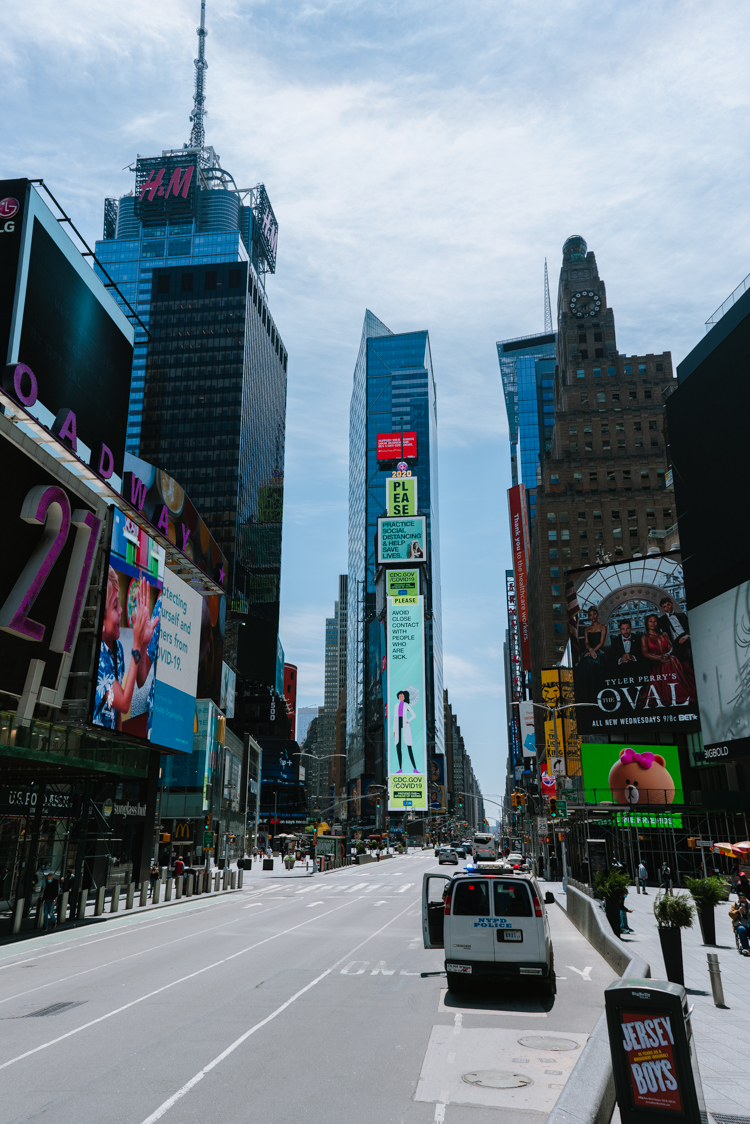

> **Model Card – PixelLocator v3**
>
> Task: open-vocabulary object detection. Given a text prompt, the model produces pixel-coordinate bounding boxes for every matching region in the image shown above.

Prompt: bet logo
[0,198,19,219]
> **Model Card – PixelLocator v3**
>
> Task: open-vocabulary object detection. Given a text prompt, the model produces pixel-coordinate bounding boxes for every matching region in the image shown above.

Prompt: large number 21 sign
[0,484,102,653]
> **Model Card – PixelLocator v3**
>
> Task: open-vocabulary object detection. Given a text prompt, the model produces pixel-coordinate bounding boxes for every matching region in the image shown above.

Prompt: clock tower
[557,235,617,383]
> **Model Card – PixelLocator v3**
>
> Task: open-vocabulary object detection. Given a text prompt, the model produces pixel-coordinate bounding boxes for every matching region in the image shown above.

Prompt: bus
[472,832,498,861]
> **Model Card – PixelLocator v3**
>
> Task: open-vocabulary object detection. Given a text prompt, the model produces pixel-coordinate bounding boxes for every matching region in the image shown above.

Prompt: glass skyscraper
[347,312,444,824]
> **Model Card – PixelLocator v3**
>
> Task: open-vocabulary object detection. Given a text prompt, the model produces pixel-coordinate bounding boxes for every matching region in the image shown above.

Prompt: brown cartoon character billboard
[581,743,683,805]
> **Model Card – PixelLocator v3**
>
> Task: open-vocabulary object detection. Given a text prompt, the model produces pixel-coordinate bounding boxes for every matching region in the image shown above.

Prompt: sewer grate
[22,1001,86,1018]
[712,1117,750,1124]
[463,1071,533,1090]
[517,1035,580,1052]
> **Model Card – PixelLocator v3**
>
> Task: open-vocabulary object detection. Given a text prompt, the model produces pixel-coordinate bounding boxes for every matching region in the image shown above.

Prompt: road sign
[536,816,547,833]
[203,830,213,847]
[557,799,568,817]
[697,840,713,848]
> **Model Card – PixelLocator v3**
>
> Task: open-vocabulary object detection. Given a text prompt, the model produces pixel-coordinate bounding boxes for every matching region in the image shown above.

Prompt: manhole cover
[517,1035,580,1052]
[462,1071,533,1089]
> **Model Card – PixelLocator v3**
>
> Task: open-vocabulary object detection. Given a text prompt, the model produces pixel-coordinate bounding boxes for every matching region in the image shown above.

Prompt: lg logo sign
[0,197,19,234]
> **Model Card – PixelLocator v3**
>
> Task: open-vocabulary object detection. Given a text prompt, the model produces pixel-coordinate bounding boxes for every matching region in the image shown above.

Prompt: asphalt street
[0,853,616,1124]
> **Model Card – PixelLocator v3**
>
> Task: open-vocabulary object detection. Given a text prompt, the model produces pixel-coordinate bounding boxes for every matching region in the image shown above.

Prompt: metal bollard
[707,953,726,1007]
[59,891,69,923]
[95,886,106,916]
[139,881,148,907]
[12,898,25,934]
[126,883,135,910]
[165,877,173,902]
[176,875,183,899]
[223,869,229,891]
[152,879,161,904]
[230,871,236,889]
[36,901,44,929]
[214,871,220,892]
[110,886,120,913]
[185,874,193,897]
[238,868,244,889]
[79,888,89,918]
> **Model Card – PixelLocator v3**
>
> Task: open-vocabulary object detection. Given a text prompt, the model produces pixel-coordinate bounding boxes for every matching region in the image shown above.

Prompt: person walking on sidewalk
[548,853,558,881]
[41,873,59,930]
[638,860,648,894]
[729,894,750,956]
[660,863,672,894]
[149,861,159,897]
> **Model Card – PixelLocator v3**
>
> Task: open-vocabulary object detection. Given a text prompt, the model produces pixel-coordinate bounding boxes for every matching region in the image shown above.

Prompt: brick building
[527,236,676,694]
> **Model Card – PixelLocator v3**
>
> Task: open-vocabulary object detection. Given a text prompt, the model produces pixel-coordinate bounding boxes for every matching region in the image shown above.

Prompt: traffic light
[549,798,558,819]
[511,793,518,809]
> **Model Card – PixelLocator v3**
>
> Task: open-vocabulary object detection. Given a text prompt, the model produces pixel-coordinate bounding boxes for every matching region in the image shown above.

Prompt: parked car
[506,852,529,872]
[422,870,554,994]
[438,849,459,865]
[453,846,465,857]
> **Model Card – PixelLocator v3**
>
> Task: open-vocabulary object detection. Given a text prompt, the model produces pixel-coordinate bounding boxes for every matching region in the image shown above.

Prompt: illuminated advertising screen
[150,567,202,754]
[386,477,417,517]
[690,580,750,760]
[429,755,446,811]
[134,156,197,223]
[567,554,700,735]
[377,516,427,563]
[0,435,104,699]
[508,485,531,670]
[221,662,237,720]
[0,181,134,476]
[376,432,417,460]
[386,569,419,599]
[580,742,683,806]
[387,596,427,810]
[517,701,537,758]
[92,507,165,742]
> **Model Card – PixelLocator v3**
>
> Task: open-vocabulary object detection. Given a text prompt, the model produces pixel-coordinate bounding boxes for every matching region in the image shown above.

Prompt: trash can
[604,978,705,1124]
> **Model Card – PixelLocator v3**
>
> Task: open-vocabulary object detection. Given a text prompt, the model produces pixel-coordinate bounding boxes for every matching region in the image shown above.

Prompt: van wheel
[541,955,556,996]
[446,971,471,994]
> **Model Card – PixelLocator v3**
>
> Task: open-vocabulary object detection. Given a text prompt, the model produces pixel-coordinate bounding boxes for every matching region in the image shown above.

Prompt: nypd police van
[422,870,554,994]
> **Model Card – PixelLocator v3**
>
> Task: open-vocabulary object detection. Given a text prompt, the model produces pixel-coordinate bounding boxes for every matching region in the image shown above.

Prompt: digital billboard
[222,662,237,720]
[580,742,683,806]
[377,431,417,460]
[92,507,165,741]
[386,569,419,600]
[377,516,427,563]
[540,668,581,776]
[386,477,417,518]
[517,701,537,758]
[429,756,446,812]
[387,596,427,810]
[690,579,750,759]
[0,432,105,701]
[134,157,197,223]
[567,554,700,735]
[0,181,134,476]
[150,567,202,754]
[508,485,531,670]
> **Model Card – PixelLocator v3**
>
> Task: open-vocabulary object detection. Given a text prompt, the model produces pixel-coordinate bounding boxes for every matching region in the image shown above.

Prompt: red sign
[283,663,298,740]
[138,165,195,203]
[621,1011,682,1112]
[508,485,531,671]
[376,432,417,460]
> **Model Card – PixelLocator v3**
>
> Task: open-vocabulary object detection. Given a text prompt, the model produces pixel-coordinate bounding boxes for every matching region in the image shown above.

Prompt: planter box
[658,927,685,986]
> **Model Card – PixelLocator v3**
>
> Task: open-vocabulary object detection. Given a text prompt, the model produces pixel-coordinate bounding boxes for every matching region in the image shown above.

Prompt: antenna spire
[544,258,553,333]
[189,0,208,152]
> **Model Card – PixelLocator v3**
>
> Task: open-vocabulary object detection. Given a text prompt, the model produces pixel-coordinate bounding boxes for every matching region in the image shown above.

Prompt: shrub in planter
[654,892,694,985]
[595,870,633,938]
[685,876,724,946]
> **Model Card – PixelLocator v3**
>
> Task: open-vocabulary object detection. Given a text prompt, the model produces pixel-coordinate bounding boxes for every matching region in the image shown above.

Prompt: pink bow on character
[620,748,655,769]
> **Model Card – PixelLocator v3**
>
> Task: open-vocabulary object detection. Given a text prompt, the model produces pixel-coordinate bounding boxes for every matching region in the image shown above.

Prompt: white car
[422,870,554,995]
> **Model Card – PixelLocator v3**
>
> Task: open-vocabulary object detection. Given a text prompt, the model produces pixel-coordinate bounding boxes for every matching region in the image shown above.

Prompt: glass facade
[497,332,557,526]
[347,312,444,801]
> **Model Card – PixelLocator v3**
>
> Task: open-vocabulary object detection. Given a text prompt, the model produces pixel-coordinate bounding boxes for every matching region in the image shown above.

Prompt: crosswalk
[243,879,415,900]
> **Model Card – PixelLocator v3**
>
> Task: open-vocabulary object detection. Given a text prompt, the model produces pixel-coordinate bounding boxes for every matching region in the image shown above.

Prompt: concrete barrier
[126,883,134,910]
[110,886,120,913]
[176,875,183,899]
[12,898,24,934]
[165,877,173,902]
[238,869,244,889]
[546,889,651,1124]
[185,874,194,897]
[152,879,161,904]
[59,891,69,922]
[95,886,106,916]
[139,881,148,907]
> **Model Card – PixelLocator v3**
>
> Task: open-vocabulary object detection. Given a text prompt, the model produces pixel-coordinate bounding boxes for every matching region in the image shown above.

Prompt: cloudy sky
[5,0,749,809]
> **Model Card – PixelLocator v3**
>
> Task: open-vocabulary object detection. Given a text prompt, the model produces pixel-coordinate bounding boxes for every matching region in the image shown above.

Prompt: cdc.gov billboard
[378,516,427,563]
[387,596,427,810]
[580,742,684,806]
[567,554,700,735]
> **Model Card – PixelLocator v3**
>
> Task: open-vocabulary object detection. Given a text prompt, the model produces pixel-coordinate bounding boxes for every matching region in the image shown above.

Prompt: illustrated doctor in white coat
[393,689,418,773]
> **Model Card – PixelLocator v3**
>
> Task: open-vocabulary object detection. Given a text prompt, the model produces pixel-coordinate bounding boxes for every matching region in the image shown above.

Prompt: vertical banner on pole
[387,594,427,810]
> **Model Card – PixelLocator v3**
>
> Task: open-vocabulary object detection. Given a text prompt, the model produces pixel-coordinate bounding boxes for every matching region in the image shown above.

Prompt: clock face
[569,290,602,319]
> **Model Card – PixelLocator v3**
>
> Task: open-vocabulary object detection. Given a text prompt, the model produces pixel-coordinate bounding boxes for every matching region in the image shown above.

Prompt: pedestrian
[638,860,648,894]
[660,863,672,894]
[735,872,750,899]
[174,856,184,880]
[41,872,59,930]
[548,853,558,881]
[62,868,75,895]
[619,887,635,934]
[729,894,750,956]
[149,860,159,897]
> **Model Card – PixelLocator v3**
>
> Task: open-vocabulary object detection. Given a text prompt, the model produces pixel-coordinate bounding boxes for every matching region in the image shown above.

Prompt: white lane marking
[374,901,388,906]
[137,902,415,1124]
[370,961,395,975]
[340,961,369,975]
[294,885,320,895]
[243,904,264,909]
[306,902,325,908]
[435,1100,447,1121]
[344,883,369,893]
[0,897,362,1071]
[567,965,593,981]
[395,884,413,893]
[361,885,377,893]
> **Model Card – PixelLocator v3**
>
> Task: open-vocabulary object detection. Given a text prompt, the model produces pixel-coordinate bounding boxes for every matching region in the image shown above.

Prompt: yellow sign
[540,667,581,777]
[386,477,417,517]
[389,773,426,808]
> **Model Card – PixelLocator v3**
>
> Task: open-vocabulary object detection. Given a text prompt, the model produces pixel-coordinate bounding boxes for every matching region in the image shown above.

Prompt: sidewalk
[553,878,750,1117]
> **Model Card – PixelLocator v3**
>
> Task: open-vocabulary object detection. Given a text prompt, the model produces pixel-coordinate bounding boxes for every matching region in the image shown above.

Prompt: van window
[493,881,533,917]
[452,881,489,916]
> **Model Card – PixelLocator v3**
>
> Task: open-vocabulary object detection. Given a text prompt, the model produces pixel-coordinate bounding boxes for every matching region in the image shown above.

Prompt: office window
[562,548,571,561]
[641,469,650,479]
[585,441,593,452]
[581,392,589,404]
[639,364,646,373]
[629,390,638,400]
[549,548,558,559]
[593,367,601,377]
[649,420,658,430]
[573,472,582,484]
[623,470,631,481]
[646,508,655,519]
[181,273,194,292]
[553,603,562,616]
[656,363,664,372]
[578,333,587,343]
[608,366,616,376]
[551,584,561,597]
[581,546,589,558]
[580,350,588,360]
[635,437,644,448]
[634,421,642,431]
[228,269,242,288]
[597,392,605,403]
[584,424,592,434]
[663,508,672,519]
[569,426,577,434]
[630,527,638,538]
[205,271,218,290]
[593,510,602,521]
[602,440,611,451]
[542,379,553,387]
[550,566,560,578]
[569,442,578,451]
[547,512,556,523]
[548,531,557,541]
[579,529,588,540]
[578,511,587,521]
[644,389,652,399]
[611,509,620,519]
[624,365,632,374]
[589,472,598,482]
[612,390,620,402]
[542,392,554,401]
[156,274,170,294]
[595,348,604,358]
[577,369,585,379]
[559,512,569,523]
[613,527,622,538]
[561,529,570,541]
[595,529,603,540]
[627,509,636,519]
[554,622,564,634]
[651,437,659,447]
[607,470,616,482]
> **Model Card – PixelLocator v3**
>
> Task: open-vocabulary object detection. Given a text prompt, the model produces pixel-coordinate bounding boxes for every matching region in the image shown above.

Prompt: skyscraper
[347,312,444,828]
[95,1,286,695]
[498,331,557,524]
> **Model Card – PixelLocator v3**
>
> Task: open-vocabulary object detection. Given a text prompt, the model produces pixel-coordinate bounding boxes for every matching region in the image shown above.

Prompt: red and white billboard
[376,432,417,460]
[508,485,531,671]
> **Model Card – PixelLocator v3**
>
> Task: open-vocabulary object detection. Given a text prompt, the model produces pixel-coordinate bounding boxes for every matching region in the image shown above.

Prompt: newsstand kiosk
[605,979,706,1124]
